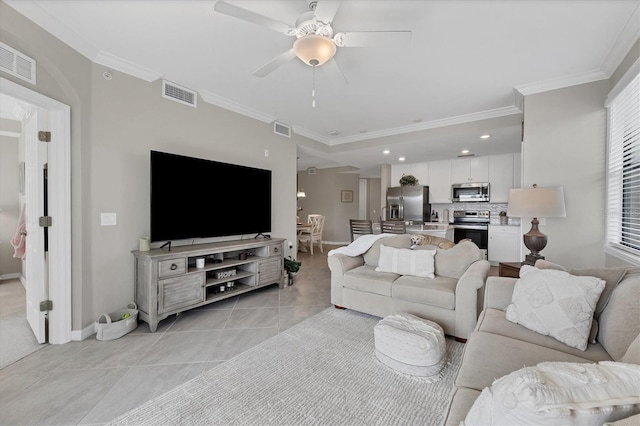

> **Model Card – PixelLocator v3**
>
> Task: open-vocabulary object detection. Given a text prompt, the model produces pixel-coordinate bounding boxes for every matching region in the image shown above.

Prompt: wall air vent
[307,167,317,175]
[274,121,291,138]
[457,153,476,158]
[162,80,197,108]
[0,42,36,85]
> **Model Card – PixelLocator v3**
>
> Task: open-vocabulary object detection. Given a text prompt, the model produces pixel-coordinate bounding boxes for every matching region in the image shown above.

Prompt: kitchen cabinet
[451,156,489,184]
[489,153,515,203]
[391,164,412,186]
[411,162,429,187]
[427,159,452,203]
[488,225,521,264]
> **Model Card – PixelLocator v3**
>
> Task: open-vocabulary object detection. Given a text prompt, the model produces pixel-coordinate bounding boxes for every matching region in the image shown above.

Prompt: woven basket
[95,302,138,341]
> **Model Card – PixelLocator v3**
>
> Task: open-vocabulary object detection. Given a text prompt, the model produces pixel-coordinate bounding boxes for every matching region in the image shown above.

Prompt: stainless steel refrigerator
[386,185,430,223]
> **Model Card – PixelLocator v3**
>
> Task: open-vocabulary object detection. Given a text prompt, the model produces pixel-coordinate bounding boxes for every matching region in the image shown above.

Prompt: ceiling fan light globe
[293,34,336,66]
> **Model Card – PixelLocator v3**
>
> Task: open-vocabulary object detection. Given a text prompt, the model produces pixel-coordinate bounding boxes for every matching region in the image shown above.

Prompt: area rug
[108,308,464,425]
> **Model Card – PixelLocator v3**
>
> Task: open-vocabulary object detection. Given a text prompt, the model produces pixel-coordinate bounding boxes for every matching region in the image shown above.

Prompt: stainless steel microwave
[451,182,490,202]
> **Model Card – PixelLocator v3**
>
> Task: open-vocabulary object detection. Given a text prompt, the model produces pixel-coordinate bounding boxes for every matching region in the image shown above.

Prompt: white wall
[521,80,609,268]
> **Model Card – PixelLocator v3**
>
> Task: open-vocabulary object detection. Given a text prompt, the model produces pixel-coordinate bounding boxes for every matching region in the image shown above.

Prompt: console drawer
[158,259,186,278]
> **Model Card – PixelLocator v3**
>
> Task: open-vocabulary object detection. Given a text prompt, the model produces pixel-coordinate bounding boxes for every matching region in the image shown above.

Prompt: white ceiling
[5,0,639,177]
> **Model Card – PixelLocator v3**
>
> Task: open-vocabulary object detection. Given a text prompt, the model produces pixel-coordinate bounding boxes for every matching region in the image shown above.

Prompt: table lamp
[507,184,566,265]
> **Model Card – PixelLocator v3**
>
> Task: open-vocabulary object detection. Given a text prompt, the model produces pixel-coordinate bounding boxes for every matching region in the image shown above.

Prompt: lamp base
[523,253,545,266]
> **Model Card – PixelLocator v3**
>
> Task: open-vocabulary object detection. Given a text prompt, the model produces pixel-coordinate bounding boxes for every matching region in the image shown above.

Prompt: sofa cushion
[375,244,436,278]
[535,260,628,320]
[463,361,640,426]
[505,265,605,351]
[477,308,613,363]
[392,275,457,309]
[445,388,482,426]
[429,240,482,279]
[620,333,640,364]
[598,268,640,360]
[343,265,398,297]
[363,234,411,267]
[455,332,601,392]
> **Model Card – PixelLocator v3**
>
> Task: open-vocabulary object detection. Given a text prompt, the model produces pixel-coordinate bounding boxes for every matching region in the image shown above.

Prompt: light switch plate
[101,212,117,226]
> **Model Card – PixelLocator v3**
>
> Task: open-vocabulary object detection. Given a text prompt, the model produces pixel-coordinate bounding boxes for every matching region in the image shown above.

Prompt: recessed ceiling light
[328,130,340,136]
[461,149,470,154]
[480,134,491,139]
[399,157,406,161]
[383,150,390,155]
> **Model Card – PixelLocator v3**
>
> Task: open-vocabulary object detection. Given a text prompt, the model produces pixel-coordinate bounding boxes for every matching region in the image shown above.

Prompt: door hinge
[39,216,52,227]
[38,131,51,142]
[40,300,53,311]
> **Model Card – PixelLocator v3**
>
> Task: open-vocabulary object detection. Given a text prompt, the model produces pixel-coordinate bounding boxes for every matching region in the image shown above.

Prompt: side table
[499,261,522,278]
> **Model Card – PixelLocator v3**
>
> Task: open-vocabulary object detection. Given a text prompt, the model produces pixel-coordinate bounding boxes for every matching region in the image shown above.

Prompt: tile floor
[0,245,334,425]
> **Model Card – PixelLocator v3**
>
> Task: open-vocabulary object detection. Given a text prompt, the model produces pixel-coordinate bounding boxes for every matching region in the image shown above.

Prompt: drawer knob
[273,247,279,253]
[170,263,178,270]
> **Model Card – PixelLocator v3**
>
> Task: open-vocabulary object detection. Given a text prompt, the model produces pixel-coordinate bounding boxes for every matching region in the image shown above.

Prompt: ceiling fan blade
[214,1,295,35]
[313,1,340,24]
[322,58,348,85]
[253,49,297,77]
[334,31,412,47]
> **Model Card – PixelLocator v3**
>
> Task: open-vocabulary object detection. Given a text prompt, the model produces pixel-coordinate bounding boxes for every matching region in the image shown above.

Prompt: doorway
[0,77,71,347]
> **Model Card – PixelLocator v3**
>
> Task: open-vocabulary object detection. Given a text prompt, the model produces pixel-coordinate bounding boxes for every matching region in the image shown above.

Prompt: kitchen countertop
[406,223,454,230]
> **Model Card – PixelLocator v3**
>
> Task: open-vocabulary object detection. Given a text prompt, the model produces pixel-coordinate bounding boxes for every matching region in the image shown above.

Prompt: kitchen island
[406,223,454,241]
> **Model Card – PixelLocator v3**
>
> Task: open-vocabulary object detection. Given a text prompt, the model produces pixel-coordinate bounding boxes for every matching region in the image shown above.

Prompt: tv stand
[160,241,172,251]
[254,232,270,239]
[133,238,284,332]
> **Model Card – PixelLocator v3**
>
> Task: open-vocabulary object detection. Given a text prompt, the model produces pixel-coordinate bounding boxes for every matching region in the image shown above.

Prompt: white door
[23,107,48,343]
[358,179,367,219]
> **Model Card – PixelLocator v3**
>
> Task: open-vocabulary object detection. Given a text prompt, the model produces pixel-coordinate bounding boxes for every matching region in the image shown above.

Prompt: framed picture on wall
[341,190,353,203]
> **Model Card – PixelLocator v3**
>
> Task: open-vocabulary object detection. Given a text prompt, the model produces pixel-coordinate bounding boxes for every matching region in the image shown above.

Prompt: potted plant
[499,211,508,225]
[399,174,418,186]
[284,256,302,285]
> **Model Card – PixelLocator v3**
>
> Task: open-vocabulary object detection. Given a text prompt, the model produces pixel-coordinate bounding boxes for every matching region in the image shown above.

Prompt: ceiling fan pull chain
[312,64,316,108]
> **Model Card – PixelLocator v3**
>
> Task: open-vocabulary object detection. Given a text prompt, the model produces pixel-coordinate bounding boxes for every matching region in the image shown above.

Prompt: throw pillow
[463,361,640,426]
[363,234,411,267]
[375,244,435,278]
[505,265,605,351]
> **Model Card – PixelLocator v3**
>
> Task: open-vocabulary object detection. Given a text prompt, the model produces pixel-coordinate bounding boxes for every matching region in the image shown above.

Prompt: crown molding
[309,105,523,146]
[93,51,163,82]
[514,69,608,96]
[600,3,640,77]
[198,90,275,124]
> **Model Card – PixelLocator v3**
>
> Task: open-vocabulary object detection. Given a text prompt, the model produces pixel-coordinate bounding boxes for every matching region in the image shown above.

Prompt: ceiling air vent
[0,42,36,85]
[274,121,291,138]
[162,80,197,108]
[457,153,475,158]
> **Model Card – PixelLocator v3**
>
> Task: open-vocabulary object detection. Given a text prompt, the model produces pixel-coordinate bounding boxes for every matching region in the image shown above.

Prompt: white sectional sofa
[444,260,640,425]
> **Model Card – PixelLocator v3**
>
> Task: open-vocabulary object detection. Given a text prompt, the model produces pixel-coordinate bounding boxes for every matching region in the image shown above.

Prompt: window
[606,68,640,263]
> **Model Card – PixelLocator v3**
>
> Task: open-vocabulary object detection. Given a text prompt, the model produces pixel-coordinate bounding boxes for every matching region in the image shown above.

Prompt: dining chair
[298,214,325,255]
[380,220,406,234]
[349,219,373,242]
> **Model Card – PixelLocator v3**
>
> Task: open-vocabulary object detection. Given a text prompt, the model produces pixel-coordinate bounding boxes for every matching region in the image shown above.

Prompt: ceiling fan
[214,0,412,82]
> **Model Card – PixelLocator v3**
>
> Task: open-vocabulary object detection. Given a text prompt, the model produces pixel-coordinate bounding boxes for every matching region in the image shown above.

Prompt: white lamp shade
[507,186,566,218]
[293,34,336,66]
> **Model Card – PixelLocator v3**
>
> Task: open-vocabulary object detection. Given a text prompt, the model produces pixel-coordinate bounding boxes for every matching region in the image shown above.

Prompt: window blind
[606,71,640,257]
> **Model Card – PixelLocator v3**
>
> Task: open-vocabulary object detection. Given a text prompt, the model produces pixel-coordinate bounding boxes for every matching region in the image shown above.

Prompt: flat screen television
[150,150,272,242]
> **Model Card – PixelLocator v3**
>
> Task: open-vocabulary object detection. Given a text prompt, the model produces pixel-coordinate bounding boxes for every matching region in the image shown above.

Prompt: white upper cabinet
[391,164,412,185]
[489,153,515,203]
[451,157,489,184]
[428,160,452,203]
[411,162,429,186]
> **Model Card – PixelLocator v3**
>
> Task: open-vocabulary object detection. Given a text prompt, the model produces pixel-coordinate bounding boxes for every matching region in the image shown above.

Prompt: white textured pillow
[375,244,435,278]
[505,265,605,351]
[463,361,640,426]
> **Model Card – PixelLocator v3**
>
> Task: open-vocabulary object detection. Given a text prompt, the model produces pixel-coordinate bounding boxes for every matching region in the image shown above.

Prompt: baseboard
[0,273,21,281]
[71,323,96,341]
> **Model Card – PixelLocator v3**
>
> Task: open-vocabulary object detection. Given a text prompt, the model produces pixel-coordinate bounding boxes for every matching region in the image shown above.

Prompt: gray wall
[297,168,359,244]
[521,80,609,268]
[1,1,303,331]
[0,133,22,277]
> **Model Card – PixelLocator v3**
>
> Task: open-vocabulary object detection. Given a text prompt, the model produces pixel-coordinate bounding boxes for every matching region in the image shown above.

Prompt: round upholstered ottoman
[374,312,446,381]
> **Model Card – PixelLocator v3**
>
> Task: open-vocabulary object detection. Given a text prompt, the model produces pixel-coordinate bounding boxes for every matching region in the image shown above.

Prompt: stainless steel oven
[453,210,489,259]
